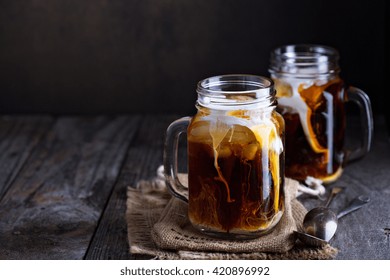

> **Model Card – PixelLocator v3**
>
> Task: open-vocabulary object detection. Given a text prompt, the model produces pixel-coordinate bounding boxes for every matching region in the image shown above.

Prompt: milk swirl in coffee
[187,87,285,236]
[273,76,345,182]
[269,45,350,183]
[164,75,285,239]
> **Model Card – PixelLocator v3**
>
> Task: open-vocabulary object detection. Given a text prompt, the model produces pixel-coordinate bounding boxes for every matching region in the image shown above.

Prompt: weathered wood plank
[331,115,390,259]
[85,115,179,260]
[89,114,390,260]
[299,115,390,259]
[1,114,387,260]
[0,116,140,259]
[0,116,54,200]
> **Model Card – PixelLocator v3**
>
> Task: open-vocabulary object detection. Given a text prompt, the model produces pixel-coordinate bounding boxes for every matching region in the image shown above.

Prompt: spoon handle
[337,195,370,219]
[324,186,344,207]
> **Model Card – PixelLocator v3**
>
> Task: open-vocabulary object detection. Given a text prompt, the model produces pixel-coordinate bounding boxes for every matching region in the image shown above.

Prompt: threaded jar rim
[269,44,340,78]
[196,74,276,110]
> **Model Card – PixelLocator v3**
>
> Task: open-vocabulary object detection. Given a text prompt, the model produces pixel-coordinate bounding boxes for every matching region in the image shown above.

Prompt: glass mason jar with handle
[164,74,285,239]
[269,44,373,183]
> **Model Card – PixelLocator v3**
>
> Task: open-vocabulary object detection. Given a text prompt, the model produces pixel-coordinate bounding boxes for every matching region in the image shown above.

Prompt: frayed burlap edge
[126,175,338,260]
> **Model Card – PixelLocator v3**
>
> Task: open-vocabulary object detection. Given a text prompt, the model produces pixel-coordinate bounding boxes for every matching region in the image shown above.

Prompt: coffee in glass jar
[164,74,285,239]
[269,44,373,183]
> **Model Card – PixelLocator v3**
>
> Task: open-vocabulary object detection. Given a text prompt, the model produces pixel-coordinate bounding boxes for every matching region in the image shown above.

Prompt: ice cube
[274,79,293,98]
[243,143,259,160]
[229,125,257,144]
[189,121,211,138]
[217,145,233,158]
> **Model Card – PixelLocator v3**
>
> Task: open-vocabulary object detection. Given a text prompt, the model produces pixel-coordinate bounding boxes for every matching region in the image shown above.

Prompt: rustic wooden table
[0,114,389,260]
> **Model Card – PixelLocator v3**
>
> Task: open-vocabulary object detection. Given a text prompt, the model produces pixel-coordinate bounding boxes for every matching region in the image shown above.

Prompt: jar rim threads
[269,44,340,78]
[196,74,276,110]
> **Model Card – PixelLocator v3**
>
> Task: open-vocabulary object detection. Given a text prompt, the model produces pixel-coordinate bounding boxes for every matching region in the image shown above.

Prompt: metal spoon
[321,186,344,208]
[293,186,343,246]
[295,195,370,247]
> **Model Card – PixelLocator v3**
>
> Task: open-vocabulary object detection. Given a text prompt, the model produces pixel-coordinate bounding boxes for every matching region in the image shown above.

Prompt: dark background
[0,0,386,116]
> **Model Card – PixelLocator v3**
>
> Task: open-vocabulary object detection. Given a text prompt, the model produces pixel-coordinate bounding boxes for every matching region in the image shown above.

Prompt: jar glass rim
[198,74,273,91]
[196,74,275,109]
[269,44,340,77]
[272,44,339,60]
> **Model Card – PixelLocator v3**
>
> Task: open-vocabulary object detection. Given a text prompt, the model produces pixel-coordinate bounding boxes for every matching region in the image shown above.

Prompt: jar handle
[345,86,374,162]
[163,117,191,203]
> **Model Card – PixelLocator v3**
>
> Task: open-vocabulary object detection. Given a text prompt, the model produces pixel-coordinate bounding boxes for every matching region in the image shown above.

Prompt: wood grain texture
[88,114,389,260]
[299,115,390,259]
[330,116,390,259]
[0,114,388,260]
[0,116,53,200]
[0,116,140,259]
[85,115,179,260]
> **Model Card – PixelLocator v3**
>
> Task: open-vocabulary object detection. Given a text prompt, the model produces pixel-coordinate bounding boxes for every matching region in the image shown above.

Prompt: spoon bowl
[294,230,329,247]
[295,195,370,247]
[303,206,338,242]
[301,186,343,242]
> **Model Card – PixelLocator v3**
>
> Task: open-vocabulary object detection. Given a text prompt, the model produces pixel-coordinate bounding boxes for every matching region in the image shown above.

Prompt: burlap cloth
[126,170,338,260]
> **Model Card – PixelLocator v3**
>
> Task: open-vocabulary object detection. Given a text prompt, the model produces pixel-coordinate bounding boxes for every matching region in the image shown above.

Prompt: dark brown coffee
[187,120,284,236]
[275,78,345,182]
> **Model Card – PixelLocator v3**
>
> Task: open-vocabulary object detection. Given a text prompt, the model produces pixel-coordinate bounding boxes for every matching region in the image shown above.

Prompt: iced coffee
[269,44,373,183]
[273,77,345,182]
[187,108,285,238]
[164,74,285,239]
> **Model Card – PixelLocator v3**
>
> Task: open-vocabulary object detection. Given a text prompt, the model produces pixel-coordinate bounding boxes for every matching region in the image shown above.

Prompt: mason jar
[269,44,373,183]
[164,74,285,239]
